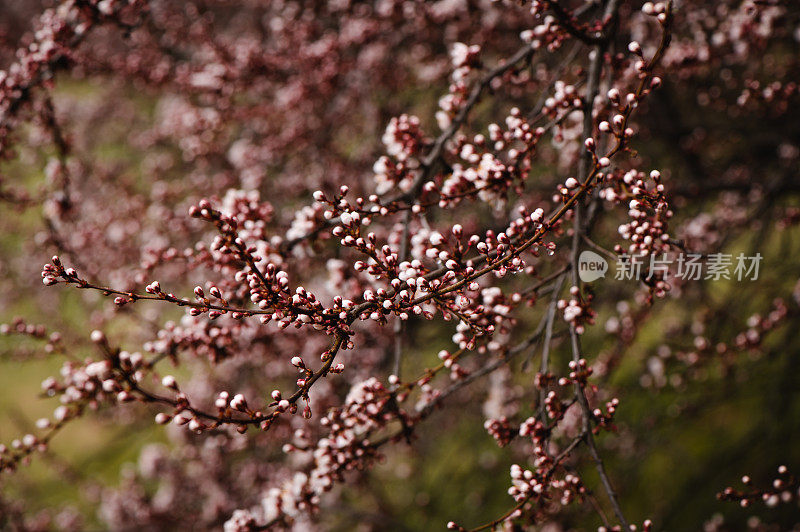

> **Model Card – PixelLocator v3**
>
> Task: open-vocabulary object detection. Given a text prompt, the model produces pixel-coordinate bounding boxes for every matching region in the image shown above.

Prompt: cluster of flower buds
[652,298,791,388]
[372,115,427,193]
[0,432,44,472]
[591,397,620,434]
[489,456,590,522]
[542,389,569,421]
[607,170,672,259]
[0,318,61,357]
[449,42,481,71]
[518,415,553,455]
[0,361,90,473]
[0,319,47,339]
[737,78,799,111]
[41,256,75,286]
[44,253,277,324]
[718,466,799,508]
[155,378,275,435]
[558,358,594,388]
[43,342,119,409]
[508,463,547,503]
[519,13,569,51]
[732,299,789,350]
[188,199,358,332]
[558,286,596,334]
[436,112,546,210]
[0,0,145,158]
[544,81,583,120]
[237,378,403,527]
[553,473,585,507]
[598,521,653,532]
[436,43,481,129]
[642,2,671,23]
[484,417,518,448]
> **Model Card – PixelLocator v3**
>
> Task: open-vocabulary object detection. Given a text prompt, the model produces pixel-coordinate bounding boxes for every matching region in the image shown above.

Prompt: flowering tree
[1,0,800,530]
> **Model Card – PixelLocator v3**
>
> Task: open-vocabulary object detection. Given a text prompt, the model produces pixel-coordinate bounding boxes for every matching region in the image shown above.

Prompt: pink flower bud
[117,391,133,403]
[230,393,248,411]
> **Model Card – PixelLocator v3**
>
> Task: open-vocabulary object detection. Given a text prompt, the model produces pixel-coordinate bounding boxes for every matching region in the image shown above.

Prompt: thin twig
[564,0,631,527]
[393,210,412,378]
[538,273,567,421]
